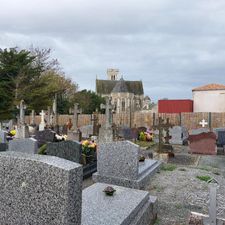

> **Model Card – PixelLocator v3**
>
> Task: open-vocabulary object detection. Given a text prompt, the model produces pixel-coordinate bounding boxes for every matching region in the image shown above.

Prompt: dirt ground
[83,146,225,225]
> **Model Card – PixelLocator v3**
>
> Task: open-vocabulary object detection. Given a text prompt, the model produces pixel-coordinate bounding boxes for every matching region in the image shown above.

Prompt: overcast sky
[1,0,225,101]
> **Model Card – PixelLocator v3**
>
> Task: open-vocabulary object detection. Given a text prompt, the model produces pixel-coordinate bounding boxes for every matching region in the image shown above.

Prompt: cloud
[1,0,225,101]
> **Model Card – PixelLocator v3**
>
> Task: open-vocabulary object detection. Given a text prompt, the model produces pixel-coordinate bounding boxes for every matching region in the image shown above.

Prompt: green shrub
[38,144,47,155]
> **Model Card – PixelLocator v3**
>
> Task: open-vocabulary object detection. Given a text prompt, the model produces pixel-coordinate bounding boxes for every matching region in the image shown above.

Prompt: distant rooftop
[192,83,225,91]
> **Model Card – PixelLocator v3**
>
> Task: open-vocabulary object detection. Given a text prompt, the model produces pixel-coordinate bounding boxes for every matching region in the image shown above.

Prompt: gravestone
[0,151,82,225]
[35,129,56,147]
[169,126,189,145]
[188,132,216,155]
[189,128,210,135]
[67,103,82,141]
[79,125,93,139]
[91,110,100,136]
[0,143,7,151]
[213,128,225,147]
[15,100,29,139]
[8,138,38,154]
[82,183,158,225]
[117,126,132,140]
[0,130,7,143]
[93,141,161,189]
[46,140,82,163]
[98,97,113,143]
[153,117,173,153]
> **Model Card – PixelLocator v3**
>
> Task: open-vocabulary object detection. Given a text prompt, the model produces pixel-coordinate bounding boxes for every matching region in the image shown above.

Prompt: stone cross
[100,97,113,128]
[39,110,46,131]
[47,106,51,127]
[91,109,100,136]
[153,117,173,153]
[52,94,58,126]
[30,110,35,125]
[199,119,208,128]
[17,100,26,125]
[72,103,82,131]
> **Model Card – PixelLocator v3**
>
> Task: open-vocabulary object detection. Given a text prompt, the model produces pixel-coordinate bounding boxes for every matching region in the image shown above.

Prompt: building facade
[96,69,146,114]
[193,84,225,112]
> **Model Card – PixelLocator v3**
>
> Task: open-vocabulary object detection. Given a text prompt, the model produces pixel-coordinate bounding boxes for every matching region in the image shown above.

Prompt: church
[95,69,149,113]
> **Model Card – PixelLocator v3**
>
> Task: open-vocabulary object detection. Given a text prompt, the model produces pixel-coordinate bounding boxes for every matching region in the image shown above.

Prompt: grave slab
[0,151,83,225]
[93,141,161,189]
[82,183,157,225]
[46,140,82,163]
[8,138,38,154]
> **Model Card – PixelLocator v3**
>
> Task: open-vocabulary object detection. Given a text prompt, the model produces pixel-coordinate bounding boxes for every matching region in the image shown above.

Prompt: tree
[72,90,105,114]
[0,48,40,120]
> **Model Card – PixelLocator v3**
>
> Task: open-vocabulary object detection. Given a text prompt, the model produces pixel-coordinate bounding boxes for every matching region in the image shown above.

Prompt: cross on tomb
[40,110,46,124]
[200,119,208,128]
[153,117,173,153]
[17,100,27,125]
[100,97,113,128]
[72,103,82,131]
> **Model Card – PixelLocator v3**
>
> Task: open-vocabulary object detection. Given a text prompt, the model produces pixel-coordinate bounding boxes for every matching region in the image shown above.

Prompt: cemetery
[0,53,225,224]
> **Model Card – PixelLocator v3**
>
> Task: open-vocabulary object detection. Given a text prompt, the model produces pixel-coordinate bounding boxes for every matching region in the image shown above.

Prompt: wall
[193,90,225,112]
[25,112,225,130]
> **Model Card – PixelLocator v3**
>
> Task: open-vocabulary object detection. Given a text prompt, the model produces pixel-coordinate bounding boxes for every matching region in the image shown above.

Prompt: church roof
[111,78,128,93]
[192,83,225,91]
[96,79,144,95]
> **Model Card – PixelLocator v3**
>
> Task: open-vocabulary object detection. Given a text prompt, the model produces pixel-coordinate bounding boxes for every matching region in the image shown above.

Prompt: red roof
[192,83,225,91]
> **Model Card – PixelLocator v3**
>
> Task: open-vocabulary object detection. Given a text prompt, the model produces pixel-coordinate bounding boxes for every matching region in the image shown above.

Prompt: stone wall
[25,112,225,130]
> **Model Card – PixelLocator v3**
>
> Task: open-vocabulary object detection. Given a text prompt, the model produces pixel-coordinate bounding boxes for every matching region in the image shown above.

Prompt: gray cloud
[1,0,225,101]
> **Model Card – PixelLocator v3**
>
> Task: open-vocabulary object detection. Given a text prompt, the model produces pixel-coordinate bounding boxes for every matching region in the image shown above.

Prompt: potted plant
[103,186,116,196]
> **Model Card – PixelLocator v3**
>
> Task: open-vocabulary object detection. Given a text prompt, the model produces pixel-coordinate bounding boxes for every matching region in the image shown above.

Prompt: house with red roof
[192,83,225,112]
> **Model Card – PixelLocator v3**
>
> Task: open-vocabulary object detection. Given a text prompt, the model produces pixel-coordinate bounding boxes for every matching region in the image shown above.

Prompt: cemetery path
[148,154,225,225]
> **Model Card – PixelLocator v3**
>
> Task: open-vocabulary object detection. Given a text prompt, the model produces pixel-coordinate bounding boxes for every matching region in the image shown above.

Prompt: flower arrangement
[81,140,97,164]
[81,140,97,155]
[139,129,154,142]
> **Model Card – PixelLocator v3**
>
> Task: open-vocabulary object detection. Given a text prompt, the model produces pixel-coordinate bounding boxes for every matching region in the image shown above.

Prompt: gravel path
[148,156,225,225]
[83,150,225,225]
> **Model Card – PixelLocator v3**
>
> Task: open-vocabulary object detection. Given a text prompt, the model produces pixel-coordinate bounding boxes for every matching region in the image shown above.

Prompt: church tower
[107,68,119,81]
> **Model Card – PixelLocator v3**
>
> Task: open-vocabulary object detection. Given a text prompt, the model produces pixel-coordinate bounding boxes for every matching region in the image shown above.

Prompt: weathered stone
[98,127,113,143]
[0,130,7,143]
[188,132,216,155]
[0,151,83,225]
[93,141,161,189]
[189,128,210,135]
[35,129,56,146]
[67,130,82,142]
[15,125,29,139]
[46,140,82,163]
[0,143,7,151]
[8,138,38,154]
[82,183,158,225]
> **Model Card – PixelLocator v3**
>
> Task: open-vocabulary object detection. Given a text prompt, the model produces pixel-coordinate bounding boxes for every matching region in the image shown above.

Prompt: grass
[161,164,177,171]
[196,175,212,182]
[153,219,160,225]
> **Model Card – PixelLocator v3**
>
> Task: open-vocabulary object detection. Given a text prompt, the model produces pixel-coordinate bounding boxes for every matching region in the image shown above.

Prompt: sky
[1,0,225,101]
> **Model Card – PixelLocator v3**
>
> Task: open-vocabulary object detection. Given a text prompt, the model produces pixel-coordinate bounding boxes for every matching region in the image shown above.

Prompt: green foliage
[38,144,47,155]
[161,164,177,171]
[196,175,212,182]
[139,132,146,141]
[0,47,78,120]
[72,89,105,114]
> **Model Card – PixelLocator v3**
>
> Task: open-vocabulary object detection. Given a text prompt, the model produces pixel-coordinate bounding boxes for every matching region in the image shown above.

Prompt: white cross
[199,119,208,128]
[40,110,45,124]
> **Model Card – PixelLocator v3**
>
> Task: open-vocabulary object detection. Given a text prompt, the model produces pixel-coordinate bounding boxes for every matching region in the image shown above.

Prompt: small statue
[66,118,73,130]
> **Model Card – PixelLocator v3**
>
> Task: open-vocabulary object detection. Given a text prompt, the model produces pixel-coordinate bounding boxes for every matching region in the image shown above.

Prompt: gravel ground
[148,162,225,225]
[83,146,225,225]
